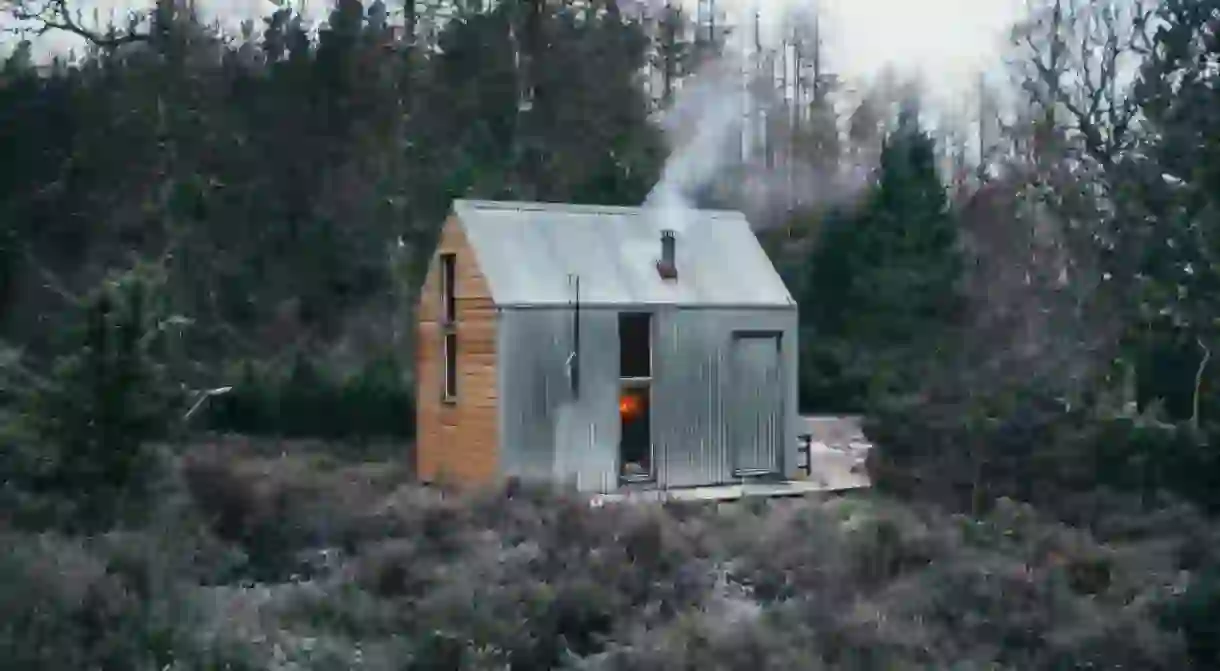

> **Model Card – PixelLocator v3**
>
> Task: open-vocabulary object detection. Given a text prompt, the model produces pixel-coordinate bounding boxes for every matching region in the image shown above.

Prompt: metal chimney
[657,229,678,280]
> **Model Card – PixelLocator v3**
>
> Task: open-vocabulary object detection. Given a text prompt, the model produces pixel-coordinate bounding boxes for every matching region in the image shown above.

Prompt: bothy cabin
[416,200,798,493]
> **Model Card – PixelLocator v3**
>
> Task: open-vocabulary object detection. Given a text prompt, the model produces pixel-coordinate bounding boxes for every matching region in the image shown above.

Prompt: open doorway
[618,312,653,482]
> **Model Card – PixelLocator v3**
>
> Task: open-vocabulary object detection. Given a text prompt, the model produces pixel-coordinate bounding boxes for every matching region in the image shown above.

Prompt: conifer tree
[802,105,962,410]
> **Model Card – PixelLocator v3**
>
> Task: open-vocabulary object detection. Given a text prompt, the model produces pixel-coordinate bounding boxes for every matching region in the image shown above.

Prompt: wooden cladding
[416,215,499,486]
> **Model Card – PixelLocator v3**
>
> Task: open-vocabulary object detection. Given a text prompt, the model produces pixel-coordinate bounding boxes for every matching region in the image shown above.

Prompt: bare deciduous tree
[1012,0,1155,169]
[959,0,1159,409]
[3,0,153,47]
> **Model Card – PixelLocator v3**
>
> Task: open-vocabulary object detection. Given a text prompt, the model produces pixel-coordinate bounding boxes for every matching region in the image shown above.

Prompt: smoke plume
[642,53,875,230]
[642,59,744,234]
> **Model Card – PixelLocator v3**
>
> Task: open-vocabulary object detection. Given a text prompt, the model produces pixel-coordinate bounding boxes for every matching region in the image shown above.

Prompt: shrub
[14,268,182,532]
[582,607,827,671]
[0,531,237,670]
[182,446,410,581]
[695,495,1186,668]
[1163,568,1220,669]
[205,354,414,442]
[866,381,1220,522]
[12,438,1188,671]
[313,487,1186,667]
[281,484,720,669]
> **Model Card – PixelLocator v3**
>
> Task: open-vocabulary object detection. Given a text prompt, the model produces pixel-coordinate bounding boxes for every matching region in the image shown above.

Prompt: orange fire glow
[619,392,645,420]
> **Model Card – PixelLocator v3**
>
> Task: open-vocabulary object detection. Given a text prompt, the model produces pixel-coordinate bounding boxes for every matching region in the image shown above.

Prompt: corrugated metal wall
[498,306,798,493]
[653,308,797,488]
[497,308,621,492]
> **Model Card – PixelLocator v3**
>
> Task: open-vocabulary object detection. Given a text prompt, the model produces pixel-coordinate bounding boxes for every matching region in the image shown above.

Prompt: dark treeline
[1,0,669,437]
[0,2,660,359]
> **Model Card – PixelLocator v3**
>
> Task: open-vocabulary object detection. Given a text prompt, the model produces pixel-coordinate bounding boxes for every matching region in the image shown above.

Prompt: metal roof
[453,199,796,308]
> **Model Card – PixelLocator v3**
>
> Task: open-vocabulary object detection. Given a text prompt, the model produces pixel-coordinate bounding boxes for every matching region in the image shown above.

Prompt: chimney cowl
[657,229,678,280]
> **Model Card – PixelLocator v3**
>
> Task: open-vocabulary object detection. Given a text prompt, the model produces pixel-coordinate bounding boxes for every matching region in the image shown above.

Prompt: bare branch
[0,343,55,393]
[1014,0,1153,168]
[21,247,79,304]
[3,0,150,48]
[1193,336,1210,432]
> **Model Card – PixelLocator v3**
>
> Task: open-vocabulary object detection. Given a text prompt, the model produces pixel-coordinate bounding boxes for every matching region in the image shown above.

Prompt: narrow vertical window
[440,253,457,402]
[440,253,456,325]
[618,312,652,481]
[443,331,458,401]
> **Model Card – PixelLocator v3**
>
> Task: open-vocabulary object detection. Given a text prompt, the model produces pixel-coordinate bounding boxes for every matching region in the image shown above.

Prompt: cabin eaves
[453,199,795,308]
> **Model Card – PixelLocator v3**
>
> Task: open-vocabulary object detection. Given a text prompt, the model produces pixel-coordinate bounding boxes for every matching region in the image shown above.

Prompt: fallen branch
[1192,336,1210,432]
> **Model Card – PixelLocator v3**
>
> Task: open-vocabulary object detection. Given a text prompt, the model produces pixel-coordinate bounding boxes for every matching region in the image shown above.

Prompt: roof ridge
[453,199,744,219]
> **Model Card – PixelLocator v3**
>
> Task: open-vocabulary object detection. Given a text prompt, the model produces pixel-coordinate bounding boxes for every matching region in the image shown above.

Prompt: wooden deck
[590,475,868,506]
[591,415,874,506]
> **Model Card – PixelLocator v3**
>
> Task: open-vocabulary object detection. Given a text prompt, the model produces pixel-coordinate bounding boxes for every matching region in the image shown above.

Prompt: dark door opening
[619,312,653,482]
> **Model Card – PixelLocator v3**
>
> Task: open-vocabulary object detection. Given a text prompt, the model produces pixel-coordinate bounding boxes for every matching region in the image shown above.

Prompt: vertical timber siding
[416,215,500,486]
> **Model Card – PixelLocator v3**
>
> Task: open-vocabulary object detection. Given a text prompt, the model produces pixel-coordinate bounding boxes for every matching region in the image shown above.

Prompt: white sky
[6,0,1027,116]
[819,0,1024,94]
[739,0,1026,120]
